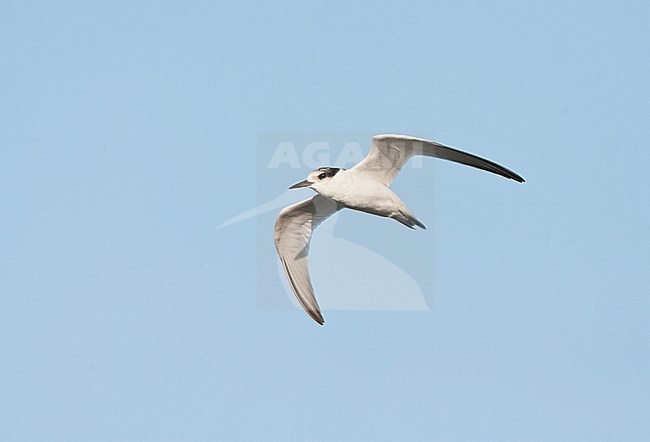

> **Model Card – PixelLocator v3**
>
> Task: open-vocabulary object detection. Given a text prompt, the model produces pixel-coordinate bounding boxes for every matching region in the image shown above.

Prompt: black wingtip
[309,311,325,326]
[497,169,525,183]
[507,170,525,183]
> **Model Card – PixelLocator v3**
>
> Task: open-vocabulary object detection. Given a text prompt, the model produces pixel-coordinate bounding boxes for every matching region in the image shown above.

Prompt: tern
[274,134,524,325]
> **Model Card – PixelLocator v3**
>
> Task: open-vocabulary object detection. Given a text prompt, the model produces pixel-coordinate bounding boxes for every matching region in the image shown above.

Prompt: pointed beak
[289,179,312,189]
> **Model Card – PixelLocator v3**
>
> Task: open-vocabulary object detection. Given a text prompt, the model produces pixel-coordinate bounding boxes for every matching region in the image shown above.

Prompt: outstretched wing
[351,134,525,186]
[274,194,341,325]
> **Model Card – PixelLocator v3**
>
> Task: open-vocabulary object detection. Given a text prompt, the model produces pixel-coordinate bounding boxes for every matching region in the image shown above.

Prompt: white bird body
[312,170,419,226]
[274,134,524,325]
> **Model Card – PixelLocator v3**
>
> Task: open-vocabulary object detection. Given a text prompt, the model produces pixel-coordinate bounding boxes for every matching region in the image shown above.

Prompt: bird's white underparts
[274,134,525,325]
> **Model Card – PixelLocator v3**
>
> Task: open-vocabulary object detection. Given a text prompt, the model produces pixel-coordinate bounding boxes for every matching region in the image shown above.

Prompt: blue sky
[1,1,649,440]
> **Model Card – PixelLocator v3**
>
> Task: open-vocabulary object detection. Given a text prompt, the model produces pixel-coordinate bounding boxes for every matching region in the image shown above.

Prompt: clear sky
[1,1,649,440]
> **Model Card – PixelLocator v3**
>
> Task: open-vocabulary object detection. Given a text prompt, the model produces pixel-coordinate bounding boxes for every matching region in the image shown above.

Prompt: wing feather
[274,195,341,325]
[351,134,524,186]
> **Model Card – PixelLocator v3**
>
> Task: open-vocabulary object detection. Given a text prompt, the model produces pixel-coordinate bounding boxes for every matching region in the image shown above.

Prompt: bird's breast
[326,177,403,217]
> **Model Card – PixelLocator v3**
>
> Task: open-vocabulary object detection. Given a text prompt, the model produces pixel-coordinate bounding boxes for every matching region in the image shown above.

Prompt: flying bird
[274,134,524,325]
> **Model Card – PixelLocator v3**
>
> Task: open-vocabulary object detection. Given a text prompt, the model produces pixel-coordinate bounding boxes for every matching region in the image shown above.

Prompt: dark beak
[289,179,312,189]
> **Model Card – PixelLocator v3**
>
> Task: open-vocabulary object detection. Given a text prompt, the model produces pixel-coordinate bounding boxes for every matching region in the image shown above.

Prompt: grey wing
[351,134,525,186]
[274,194,341,325]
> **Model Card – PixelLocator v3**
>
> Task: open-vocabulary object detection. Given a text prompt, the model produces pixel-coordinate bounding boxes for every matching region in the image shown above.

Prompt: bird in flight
[274,134,524,325]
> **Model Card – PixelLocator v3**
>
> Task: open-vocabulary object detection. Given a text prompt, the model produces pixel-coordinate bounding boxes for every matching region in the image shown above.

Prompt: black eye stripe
[315,167,341,179]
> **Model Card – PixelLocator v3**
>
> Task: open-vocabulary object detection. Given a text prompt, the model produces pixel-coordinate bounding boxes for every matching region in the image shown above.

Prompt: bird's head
[289,167,341,190]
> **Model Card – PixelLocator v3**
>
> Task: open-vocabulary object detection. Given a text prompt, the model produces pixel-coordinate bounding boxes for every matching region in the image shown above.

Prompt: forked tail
[390,210,427,230]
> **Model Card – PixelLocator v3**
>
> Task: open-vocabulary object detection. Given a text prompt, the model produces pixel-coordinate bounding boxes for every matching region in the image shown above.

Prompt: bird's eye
[318,173,327,180]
